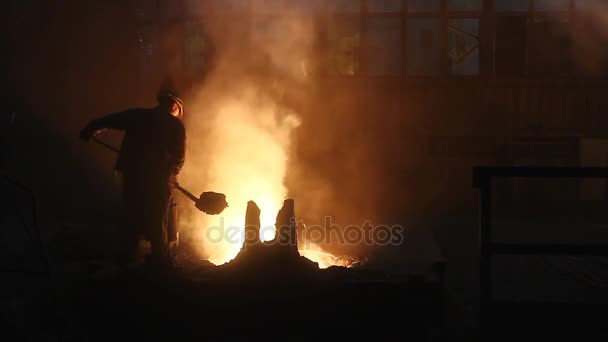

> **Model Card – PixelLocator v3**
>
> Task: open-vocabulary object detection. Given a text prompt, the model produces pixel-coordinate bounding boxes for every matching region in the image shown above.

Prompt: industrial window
[576,0,608,10]
[407,18,441,76]
[135,0,596,79]
[494,0,529,12]
[447,0,482,12]
[367,0,402,13]
[528,16,571,75]
[493,0,528,76]
[251,0,324,12]
[535,0,570,12]
[327,17,361,75]
[365,18,402,76]
[405,0,442,77]
[329,0,361,13]
[448,19,480,75]
[530,0,572,76]
[494,16,527,75]
[446,1,482,76]
[492,0,576,76]
[408,0,441,13]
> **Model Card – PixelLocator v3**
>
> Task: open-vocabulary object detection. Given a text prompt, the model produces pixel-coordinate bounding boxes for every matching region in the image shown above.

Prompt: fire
[298,243,359,269]
[179,13,353,268]
[196,91,298,265]
[187,89,352,269]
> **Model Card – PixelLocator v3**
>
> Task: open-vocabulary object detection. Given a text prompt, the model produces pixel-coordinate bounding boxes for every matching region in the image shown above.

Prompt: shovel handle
[175,183,198,204]
[92,137,200,204]
[92,136,120,153]
[92,137,199,203]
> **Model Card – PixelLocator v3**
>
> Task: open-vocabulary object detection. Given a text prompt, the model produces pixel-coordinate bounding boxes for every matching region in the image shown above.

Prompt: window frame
[491,0,576,78]
[133,0,589,80]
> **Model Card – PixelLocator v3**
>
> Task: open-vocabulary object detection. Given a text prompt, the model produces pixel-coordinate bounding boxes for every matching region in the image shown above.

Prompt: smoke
[177,7,405,265]
[178,14,317,264]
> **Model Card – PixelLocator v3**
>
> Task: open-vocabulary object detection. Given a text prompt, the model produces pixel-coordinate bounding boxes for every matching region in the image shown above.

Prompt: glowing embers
[226,198,356,271]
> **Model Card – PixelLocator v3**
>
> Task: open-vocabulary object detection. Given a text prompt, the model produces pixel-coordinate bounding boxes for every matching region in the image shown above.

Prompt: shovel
[91,137,228,215]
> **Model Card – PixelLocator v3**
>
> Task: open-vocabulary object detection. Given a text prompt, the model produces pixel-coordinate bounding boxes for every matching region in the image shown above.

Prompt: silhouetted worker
[80,86,185,269]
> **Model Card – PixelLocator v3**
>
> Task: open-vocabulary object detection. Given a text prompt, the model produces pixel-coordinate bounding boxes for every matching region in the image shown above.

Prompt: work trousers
[120,172,172,264]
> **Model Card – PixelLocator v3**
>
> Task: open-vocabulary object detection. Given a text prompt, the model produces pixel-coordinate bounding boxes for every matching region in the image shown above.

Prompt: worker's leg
[118,178,141,266]
[147,185,172,266]
[167,194,179,248]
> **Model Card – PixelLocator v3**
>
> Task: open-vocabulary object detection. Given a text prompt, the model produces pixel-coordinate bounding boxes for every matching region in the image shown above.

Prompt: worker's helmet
[157,80,184,117]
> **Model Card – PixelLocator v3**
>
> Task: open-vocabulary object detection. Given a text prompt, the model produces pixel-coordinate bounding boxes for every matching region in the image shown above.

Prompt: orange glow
[179,15,353,269]
[186,90,352,269]
[298,243,358,269]
[193,91,299,265]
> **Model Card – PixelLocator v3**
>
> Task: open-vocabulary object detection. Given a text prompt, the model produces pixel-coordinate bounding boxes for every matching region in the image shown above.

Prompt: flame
[189,90,352,269]
[298,243,358,269]
[194,90,299,265]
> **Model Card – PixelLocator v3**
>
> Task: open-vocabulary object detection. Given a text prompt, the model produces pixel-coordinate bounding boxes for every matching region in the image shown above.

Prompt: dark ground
[4,232,608,341]
[2,247,446,341]
[3,176,608,341]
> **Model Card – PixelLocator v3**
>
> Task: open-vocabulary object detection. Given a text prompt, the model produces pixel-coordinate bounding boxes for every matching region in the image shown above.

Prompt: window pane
[327,18,361,75]
[253,0,325,12]
[448,18,480,75]
[535,0,569,11]
[529,17,571,75]
[494,0,529,12]
[576,0,608,11]
[365,18,402,75]
[447,0,482,11]
[368,0,402,12]
[407,18,440,76]
[494,17,527,75]
[330,0,361,13]
[408,0,441,12]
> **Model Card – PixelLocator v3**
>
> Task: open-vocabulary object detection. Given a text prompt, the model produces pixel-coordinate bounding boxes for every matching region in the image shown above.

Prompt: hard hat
[157,79,184,114]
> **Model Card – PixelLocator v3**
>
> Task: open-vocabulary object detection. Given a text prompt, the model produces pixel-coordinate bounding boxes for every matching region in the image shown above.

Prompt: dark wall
[2,0,149,229]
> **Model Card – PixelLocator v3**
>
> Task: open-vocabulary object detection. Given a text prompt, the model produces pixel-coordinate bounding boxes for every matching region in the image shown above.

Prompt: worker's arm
[80,109,137,141]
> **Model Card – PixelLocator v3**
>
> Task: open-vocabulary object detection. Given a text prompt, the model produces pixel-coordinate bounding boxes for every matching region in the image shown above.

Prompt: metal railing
[472,166,608,335]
